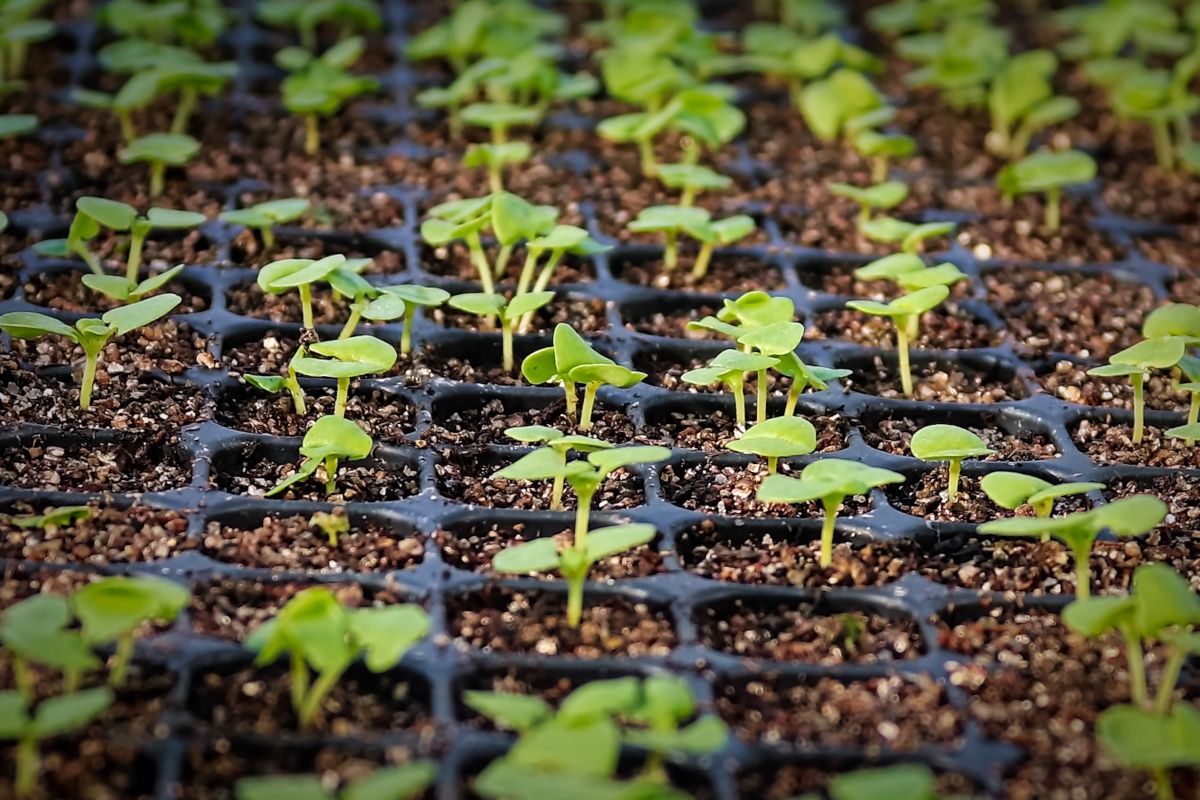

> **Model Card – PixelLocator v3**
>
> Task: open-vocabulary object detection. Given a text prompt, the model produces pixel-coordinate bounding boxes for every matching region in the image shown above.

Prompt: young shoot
[854,253,967,292]
[70,576,189,687]
[726,416,817,475]
[0,595,99,698]
[829,180,908,226]
[800,67,886,141]
[257,253,363,330]
[1097,704,1200,800]
[257,0,382,51]
[461,102,541,191]
[846,285,949,397]
[290,335,398,416]
[681,349,779,429]
[448,290,555,372]
[522,324,646,430]
[775,355,851,416]
[852,126,916,183]
[627,204,711,272]
[266,414,374,497]
[686,214,756,280]
[996,149,1096,232]
[0,293,182,410]
[277,37,379,155]
[819,764,945,800]
[246,587,429,729]
[980,472,1104,523]
[860,218,957,254]
[758,458,905,567]
[118,132,200,197]
[378,284,450,354]
[235,763,435,800]
[219,197,311,252]
[0,688,113,798]
[500,425,612,511]
[980,495,1167,599]
[909,424,994,502]
[987,50,1080,159]
[309,510,350,548]
[656,163,731,208]
[1087,337,1191,445]
[9,505,92,530]
[736,319,807,423]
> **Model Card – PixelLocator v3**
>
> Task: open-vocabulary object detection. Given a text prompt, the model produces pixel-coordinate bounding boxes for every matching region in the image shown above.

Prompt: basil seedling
[219,197,311,252]
[266,414,374,497]
[980,472,1104,524]
[682,350,780,429]
[309,510,350,548]
[247,587,429,728]
[522,324,646,430]
[461,102,541,191]
[656,163,731,208]
[909,424,995,502]
[71,576,189,686]
[118,132,200,197]
[0,293,182,410]
[627,204,712,272]
[0,595,98,698]
[860,218,956,254]
[236,763,435,800]
[846,285,950,397]
[277,37,379,155]
[448,290,555,372]
[500,425,612,511]
[726,416,817,475]
[776,355,851,416]
[0,688,113,798]
[258,0,382,51]
[736,319,808,423]
[1088,337,1192,444]
[996,149,1096,231]
[981,495,1167,599]
[854,253,967,292]
[853,126,916,183]
[9,505,92,530]
[759,458,904,567]
[291,335,397,416]
[988,50,1079,159]
[257,253,365,330]
[382,284,451,354]
[830,180,908,226]
[686,214,756,280]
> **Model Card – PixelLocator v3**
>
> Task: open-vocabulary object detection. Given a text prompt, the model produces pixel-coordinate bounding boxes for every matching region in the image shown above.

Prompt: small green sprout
[246,587,429,729]
[758,458,905,567]
[464,141,532,194]
[726,416,817,475]
[118,132,200,197]
[830,180,908,226]
[383,285,450,354]
[267,414,374,497]
[500,425,612,511]
[8,506,92,530]
[0,114,37,139]
[980,472,1104,524]
[448,290,555,372]
[981,495,1167,599]
[1088,337,1192,444]
[257,253,364,330]
[1166,422,1200,446]
[461,102,541,191]
[854,253,967,292]
[0,294,182,410]
[852,122,916,183]
[686,215,756,280]
[0,1,53,83]
[522,324,646,430]
[1097,704,1200,800]
[987,50,1079,159]
[236,763,435,800]
[776,355,851,416]
[70,576,189,687]
[846,285,950,397]
[290,335,397,416]
[0,595,99,698]
[219,197,311,252]
[656,163,731,208]
[805,763,945,800]
[996,149,1096,232]
[860,219,957,254]
[277,37,379,155]
[681,350,779,429]
[0,688,113,798]
[309,510,350,548]
[258,0,382,51]
[627,204,711,272]
[800,67,886,141]
[515,225,608,304]
[909,424,994,502]
[736,319,807,423]
[1109,63,1200,174]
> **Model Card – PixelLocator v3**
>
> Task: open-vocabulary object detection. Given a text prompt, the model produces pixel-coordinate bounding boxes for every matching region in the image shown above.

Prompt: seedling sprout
[909,424,994,502]
[687,214,756,280]
[681,349,779,429]
[846,285,950,397]
[309,510,350,547]
[758,458,904,567]
[8,505,92,531]
[448,290,555,372]
[219,197,311,252]
[829,180,908,226]
[0,688,113,798]
[726,416,817,474]
[289,335,397,416]
[1088,337,1192,444]
[737,319,807,422]
[277,37,379,155]
[257,254,362,330]
[499,425,612,511]
[236,764,436,800]
[118,132,200,197]
[522,324,646,430]
[0,293,182,410]
[627,204,712,272]
[70,576,189,686]
[980,471,1104,524]
[996,149,1096,231]
[860,218,957,254]
[0,595,98,698]
[382,284,451,353]
[266,414,374,497]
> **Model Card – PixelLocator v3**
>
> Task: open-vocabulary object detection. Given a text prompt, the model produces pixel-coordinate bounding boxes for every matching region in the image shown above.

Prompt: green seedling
[758,458,905,567]
[988,50,1080,159]
[1065,562,1200,715]
[996,149,1096,231]
[277,37,379,155]
[257,253,365,330]
[686,214,756,280]
[1108,62,1200,174]
[860,218,957,254]
[854,253,967,292]
[909,423,994,502]
[500,425,612,511]
[846,285,950,397]
[247,587,429,729]
[448,290,554,372]
[0,688,113,798]
[830,180,908,226]
[8,505,92,530]
[776,355,851,416]
[522,324,646,430]
[853,126,916,183]
[266,414,374,497]
[219,197,311,252]
[515,226,608,333]
[627,204,711,272]
[980,472,1104,525]
[380,284,450,354]
[70,576,189,687]
[900,17,1009,110]
[656,163,731,207]
[0,294,182,410]
[461,102,541,190]
[0,113,36,139]
[794,763,944,800]
[246,348,310,416]
[726,416,816,475]
[258,0,382,51]
[309,510,350,548]
[800,67,886,141]
[236,763,435,800]
[100,0,228,49]
[681,349,779,429]
[1165,422,1200,446]
[464,140,532,194]
[0,0,53,84]
[118,132,200,197]
[982,495,1168,599]
[1098,704,1200,800]
[290,335,397,416]
[0,595,99,698]
[735,319,807,423]
[1088,337,1192,445]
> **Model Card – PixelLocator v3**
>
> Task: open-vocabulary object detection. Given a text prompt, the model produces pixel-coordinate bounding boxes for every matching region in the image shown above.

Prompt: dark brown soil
[639,409,849,453]
[0,434,192,493]
[0,502,192,564]
[1072,418,1200,469]
[24,268,211,314]
[811,306,1003,350]
[436,521,663,578]
[426,394,635,447]
[612,253,785,294]
[9,320,208,374]
[226,281,353,325]
[434,296,609,335]
[229,231,404,273]
[886,469,1090,524]
[435,448,643,510]
[843,356,1026,403]
[212,441,418,501]
[661,458,870,518]
[735,763,977,800]
[421,242,593,285]
[1038,363,1190,411]
[215,383,417,442]
[447,587,677,658]
[202,514,424,573]
[949,190,1123,265]
[862,414,1059,461]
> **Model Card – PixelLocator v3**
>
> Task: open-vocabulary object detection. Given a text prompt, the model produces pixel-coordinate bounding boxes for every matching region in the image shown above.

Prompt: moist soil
[611,252,786,294]
[23,268,212,314]
[1072,418,1200,469]
[426,394,636,446]
[0,433,192,493]
[8,320,208,374]
[215,383,417,442]
[885,469,1090,524]
[841,355,1026,403]
[638,409,849,452]
[0,502,192,564]
[213,442,418,502]
[810,306,1004,350]
[437,521,663,579]
[1037,362,1190,411]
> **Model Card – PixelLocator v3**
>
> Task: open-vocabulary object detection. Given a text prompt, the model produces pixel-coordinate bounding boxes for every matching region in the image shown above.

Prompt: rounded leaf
[910,423,995,460]
[727,417,817,458]
[299,414,373,461]
[76,197,136,231]
[145,207,206,229]
[101,293,182,335]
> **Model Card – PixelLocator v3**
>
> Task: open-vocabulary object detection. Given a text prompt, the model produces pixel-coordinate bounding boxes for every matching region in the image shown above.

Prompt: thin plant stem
[261,225,276,252]
[896,325,913,397]
[784,384,800,417]
[334,378,349,417]
[1045,186,1061,232]
[299,284,314,329]
[150,161,165,197]
[819,497,841,568]
[692,243,714,280]
[467,235,495,296]
[118,110,135,143]
[304,114,320,156]
[126,230,146,285]
[290,653,309,718]
[80,350,101,411]
[15,737,36,798]
[1152,768,1173,800]
[324,456,338,495]
[563,380,577,419]
[756,369,769,424]
[171,87,197,135]
[1154,646,1187,715]
[401,315,415,355]
[1131,372,1146,445]
[339,306,363,339]
[109,631,135,687]
[299,665,345,729]
[730,376,746,428]
[287,370,307,415]
[579,382,599,431]
[1152,119,1175,173]
[1122,625,1148,707]
[947,458,962,502]
[12,656,33,699]
[501,320,514,373]
[766,456,778,475]
[574,488,594,548]
[1073,542,1094,601]
[664,231,678,270]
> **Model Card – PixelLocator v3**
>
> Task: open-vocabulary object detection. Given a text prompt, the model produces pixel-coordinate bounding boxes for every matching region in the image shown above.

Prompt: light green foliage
[236,763,435,800]
[988,50,1079,159]
[900,17,1009,110]
[220,198,310,252]
[258,253,368,329]
[449,290,554,372]
[266,414,374,497]
[830,180,908,225]
[726,416,816,475]
[500,425,611,511]
[854,253,967,292]
[800,67,886,141]
[289,335,397,416]
[258,0,381,50]
[70,576,188,686]
[278,37,378,155]
[846,285,950,396]
[0,595,98,699]
[627,204,711,272]
[522,325,646,430]
[118,133,200,197]
[980,472,1104,519]
[681,349,779,429]
[0,688,113,797]
[1088,335,1194,444]
[8,505,92,530]
[860,219,956,254]
[996,149,1096,231]
[909,424,994,502]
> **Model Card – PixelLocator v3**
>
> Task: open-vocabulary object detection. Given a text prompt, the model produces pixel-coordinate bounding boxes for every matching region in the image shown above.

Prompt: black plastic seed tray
[2,1,1199,798]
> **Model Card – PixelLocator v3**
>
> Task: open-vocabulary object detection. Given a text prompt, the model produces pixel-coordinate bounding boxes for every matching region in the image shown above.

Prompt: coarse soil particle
[810,305,1004,350]
[23,267,211,313]
[213,443,418,502]
[661,458,871,518]
[0,503,192,564]
[436,522,664,578]
[794,259,973,300]
[0,434,192,493]
[1072,418,1200,469]
[226,281,354,325]
[8,319,207,374]
[861,414,1059,461]
[842,356,1026,403]
[1037,362,1189,411]
[447,588,677,658]
[611,252,786,294]
[626,301,738,340]
[949,190,1123,265]
[215,383,417,442]
[202,514,425,573]
[427,395,636,446]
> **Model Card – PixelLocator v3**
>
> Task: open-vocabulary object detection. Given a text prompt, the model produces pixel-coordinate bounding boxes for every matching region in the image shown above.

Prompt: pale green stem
[15,737,36,798]
[563,379,577,420]
[947,458,962,502]
[1131,372,1146,445]
[488,163,503,194]
[324,456,338,495]
[1152,119,1175,173]
[339,306,363,339]
[494,244,513,280]
[335,378,349,417]
[118,110,135,143]
[501,319,515,373]
[109,631,135,687]
[766,456,778,475]
[304,113,320,156]
[150,161,165,197]
[692,243,714,280]
[1045,186,1061,232]
[1072,541,1095,602]
[872,156,887,184]
[819,497,841,568]
[579,382,599,431]
[1154,646,1187,715]
[298,284,314,330]
[467,234,495,296]
[290,653,309,718]
[663,231,678,271]
[80,349,101,411]
[515,250,541,296]
[574,488,594,547]
[1121,624,1148,706]
[681,186,696,208]
[260,225,276,252]
[566,572,585,628]
[299,665,346,729]
[638,137,657,176]
[287,370,307,415]
[401,315,415,355]
[171,87,197,135]
[551,454,566,511]
[12,656,33,699]
[731,376,747,428]
[756,369,769,424]
[126,230,146,285]
[896,325,914,397]
[785,384,800,417]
